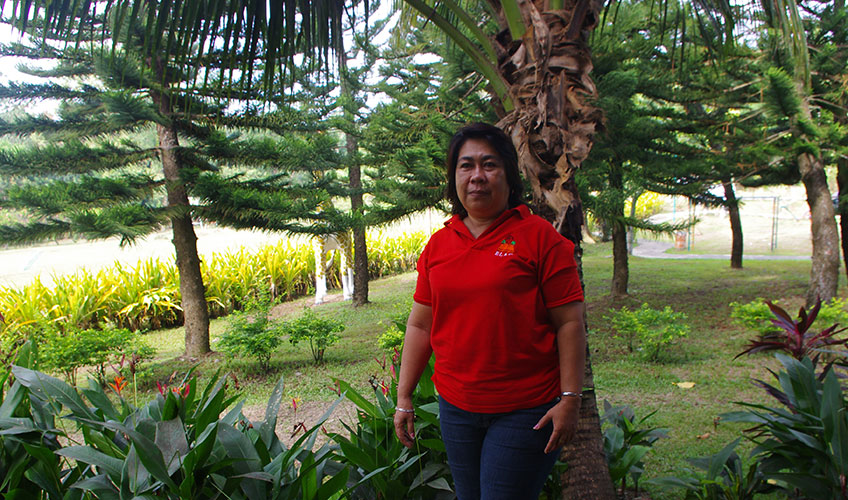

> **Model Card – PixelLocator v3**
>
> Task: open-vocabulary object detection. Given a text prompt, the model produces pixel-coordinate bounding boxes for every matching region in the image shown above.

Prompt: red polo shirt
[414,205,583,413]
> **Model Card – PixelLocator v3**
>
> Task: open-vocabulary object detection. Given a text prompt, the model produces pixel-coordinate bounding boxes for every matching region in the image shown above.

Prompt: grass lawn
[138,240,841,498]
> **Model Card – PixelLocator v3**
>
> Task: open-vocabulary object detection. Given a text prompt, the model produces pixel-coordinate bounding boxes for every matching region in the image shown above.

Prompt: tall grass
[0,231,428,346]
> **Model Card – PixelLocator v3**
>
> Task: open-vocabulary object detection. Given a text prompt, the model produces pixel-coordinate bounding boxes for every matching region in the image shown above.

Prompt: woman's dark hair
[446,123,524,216]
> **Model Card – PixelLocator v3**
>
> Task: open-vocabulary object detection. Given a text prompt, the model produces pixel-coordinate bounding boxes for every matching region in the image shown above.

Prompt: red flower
[172,384,189,398]
[109,376,128,396]
[157,381,167,395]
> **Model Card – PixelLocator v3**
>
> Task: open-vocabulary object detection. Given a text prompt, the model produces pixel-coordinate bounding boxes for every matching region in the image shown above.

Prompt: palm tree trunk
[496,1,615,497]
[723,180,743,269]
[151,84,210,357]
[566,243,617,499]
[800,151,839,307]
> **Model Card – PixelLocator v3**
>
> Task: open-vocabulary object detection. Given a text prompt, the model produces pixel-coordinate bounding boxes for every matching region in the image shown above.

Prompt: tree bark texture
[611,221,628,297]
[838,159,848,282]
[339,38,369,306]
[153,91,210,357]
[626,192,640,256]
[799,151,839,307]
[723,180,743,269]
[564,241,616,499]
[610,168,628,297]
[349,131,370,306]
[494,1,615,497]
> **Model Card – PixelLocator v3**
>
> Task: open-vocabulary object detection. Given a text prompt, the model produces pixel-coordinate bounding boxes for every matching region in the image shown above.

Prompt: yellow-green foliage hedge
[0,231,428,345]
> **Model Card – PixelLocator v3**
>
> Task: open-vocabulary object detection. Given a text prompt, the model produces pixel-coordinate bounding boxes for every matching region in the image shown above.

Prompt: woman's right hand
[394,400,416,448]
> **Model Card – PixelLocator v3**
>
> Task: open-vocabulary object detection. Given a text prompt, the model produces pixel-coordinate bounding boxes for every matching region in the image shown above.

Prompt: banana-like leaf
[57,445,124,478]
[217,423,265,499]
[11,366,96,421]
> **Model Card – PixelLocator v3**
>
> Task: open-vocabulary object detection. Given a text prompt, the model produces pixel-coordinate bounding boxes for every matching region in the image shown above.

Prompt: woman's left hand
[533,396,580,454]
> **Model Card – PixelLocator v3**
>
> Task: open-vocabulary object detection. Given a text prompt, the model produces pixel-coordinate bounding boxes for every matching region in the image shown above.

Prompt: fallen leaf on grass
[674,382,695,389]
[697,432,711,440]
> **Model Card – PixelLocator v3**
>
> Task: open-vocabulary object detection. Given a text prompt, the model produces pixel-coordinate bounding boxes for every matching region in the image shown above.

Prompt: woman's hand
[533,396,580,454]
[394,400,416,448]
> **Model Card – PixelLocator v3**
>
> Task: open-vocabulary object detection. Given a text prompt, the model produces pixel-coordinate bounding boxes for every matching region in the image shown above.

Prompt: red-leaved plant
[736,298,848,363]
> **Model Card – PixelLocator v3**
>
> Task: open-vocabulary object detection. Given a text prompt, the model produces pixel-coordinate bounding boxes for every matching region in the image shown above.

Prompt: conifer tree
[361,21,497,224]
[805,1,848,281]
[0,16,343,357]
[584,0,724,297]
[756,0,843,306]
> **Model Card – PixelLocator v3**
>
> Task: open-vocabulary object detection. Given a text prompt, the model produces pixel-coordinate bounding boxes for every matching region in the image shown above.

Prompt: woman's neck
[462,212,501,239]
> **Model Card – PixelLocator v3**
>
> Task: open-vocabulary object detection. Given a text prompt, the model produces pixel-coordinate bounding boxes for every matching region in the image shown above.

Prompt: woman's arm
[534,301,586,453]
[393,301,434,448]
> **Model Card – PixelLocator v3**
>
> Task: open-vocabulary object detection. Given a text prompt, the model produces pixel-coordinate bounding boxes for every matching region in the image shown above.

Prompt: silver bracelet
[395,406,415,413]
[561,391,581,398]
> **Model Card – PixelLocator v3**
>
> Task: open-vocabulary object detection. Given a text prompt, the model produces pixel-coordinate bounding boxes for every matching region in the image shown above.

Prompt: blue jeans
[438,396,561,500]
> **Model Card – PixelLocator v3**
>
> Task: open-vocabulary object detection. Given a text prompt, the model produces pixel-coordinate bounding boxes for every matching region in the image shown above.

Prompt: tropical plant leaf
[101,420,179,491]
[216,422,265,499]
[57,445,124,478]
[11,366,96,421]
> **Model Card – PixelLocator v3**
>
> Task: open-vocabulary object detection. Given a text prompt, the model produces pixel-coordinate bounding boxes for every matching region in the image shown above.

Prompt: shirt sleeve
[413,240,433,306]
[538,231,584,308]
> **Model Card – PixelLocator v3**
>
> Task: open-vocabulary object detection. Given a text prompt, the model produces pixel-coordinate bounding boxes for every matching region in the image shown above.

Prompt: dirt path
[240,398,360,448]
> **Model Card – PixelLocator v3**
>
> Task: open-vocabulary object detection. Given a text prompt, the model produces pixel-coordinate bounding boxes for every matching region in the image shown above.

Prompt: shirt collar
[444,204,529,238]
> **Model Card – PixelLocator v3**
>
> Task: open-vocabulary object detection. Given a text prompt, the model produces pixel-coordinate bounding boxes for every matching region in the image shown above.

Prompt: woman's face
[455,138,510,220]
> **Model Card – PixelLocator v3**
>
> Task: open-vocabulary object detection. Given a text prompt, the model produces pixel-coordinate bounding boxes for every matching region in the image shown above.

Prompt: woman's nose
[469,164,486,181]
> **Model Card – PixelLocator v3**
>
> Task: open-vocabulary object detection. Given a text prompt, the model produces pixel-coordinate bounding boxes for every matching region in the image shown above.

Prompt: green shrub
[217,300,285,370]
[601,401,667,497]
[331,354,453,499]
[730,297,848,336]
[735,298,848,365]
[285,308,344,364]
[2,360,350,499]
[729,298,776,335]
[377,304,411,351]
[378,323,405,351]
[0,231,429,338]
[648,439,775,499]
[722,354,848,498]
[39,326,146,385]
[607,303,689,361]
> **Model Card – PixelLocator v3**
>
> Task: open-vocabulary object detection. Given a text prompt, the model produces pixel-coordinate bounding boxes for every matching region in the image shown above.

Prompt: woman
[393,123,586,500]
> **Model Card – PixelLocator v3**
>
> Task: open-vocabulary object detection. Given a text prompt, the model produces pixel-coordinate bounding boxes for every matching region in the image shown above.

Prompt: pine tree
[361,20,497,225]
[584,0,725,297]
[0,15,344,356]
[805,1,848,282]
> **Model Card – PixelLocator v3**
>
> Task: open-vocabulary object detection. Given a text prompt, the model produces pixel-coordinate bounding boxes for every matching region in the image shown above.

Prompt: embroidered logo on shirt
[495,236,516,257]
